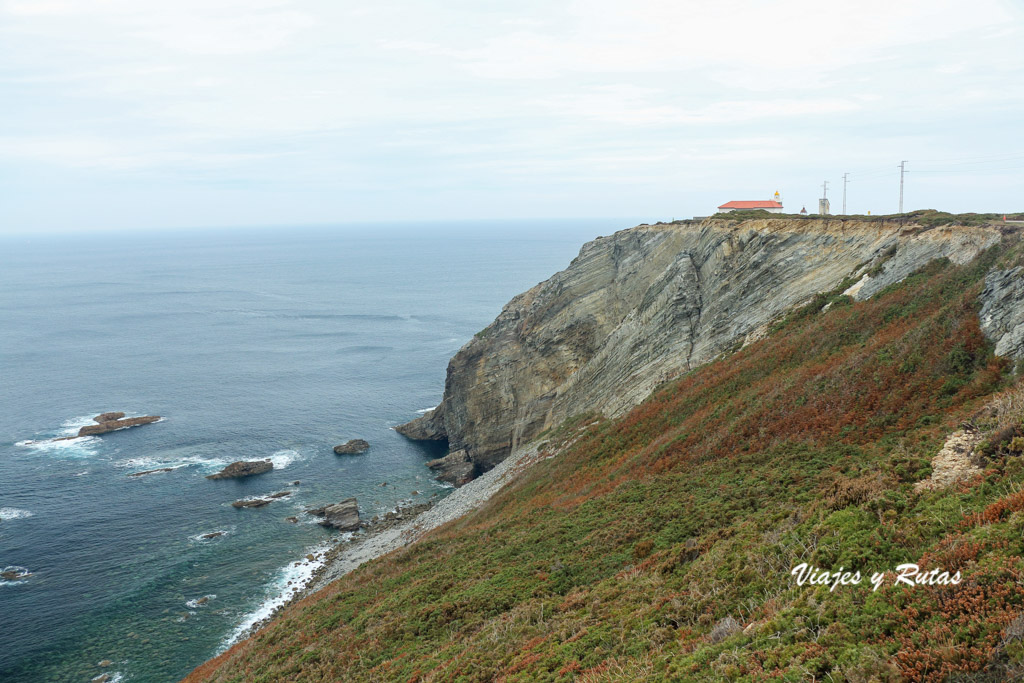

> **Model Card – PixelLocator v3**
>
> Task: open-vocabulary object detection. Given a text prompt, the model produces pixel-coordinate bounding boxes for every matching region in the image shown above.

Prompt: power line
[913,152,1024,164]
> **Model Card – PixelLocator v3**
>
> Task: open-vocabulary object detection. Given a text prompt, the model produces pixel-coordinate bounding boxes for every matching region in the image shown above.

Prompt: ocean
[0,219,629,682]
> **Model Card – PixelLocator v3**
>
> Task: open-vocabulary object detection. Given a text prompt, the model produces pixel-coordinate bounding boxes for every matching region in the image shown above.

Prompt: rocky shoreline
[230,441,552,644]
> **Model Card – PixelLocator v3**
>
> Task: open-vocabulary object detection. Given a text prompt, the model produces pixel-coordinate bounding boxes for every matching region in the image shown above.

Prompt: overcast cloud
[1,0,1022,232]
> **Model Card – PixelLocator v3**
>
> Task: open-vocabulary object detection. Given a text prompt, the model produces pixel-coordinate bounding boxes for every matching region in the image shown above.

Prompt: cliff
[189,216,1024,683]
[398,216,1002,478]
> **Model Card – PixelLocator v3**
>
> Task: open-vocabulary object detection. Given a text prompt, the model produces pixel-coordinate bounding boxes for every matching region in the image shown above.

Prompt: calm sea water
[0,220,629,683]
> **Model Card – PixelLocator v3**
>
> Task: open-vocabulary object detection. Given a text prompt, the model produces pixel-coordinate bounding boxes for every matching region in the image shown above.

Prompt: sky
[1,0,1022,233]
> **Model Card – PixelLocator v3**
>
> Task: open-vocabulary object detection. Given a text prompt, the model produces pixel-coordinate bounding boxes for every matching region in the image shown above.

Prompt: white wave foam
[1,566,32,583]
[186,594,216,609]
[0,508,33,520]
[16,435,101,458]
[415,405,438,414]
[59,414,99,436]
[219,543,330,651]
[117,454,229,474]
[268,449,302,469]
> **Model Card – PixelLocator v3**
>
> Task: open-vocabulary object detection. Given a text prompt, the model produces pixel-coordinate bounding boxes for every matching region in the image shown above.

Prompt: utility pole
[822,180,829,199]
[898,161,908,214]
[842,172,849,215]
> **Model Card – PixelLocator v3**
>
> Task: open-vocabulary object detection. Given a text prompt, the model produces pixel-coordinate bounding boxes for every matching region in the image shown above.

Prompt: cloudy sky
[1,0,1022,233]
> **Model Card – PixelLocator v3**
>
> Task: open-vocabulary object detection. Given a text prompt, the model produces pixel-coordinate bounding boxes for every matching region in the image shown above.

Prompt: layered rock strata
[398,217,1002,480]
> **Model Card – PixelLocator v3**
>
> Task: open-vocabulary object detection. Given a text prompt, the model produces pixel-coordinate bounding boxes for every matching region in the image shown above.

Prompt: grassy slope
[189,244,1024,682]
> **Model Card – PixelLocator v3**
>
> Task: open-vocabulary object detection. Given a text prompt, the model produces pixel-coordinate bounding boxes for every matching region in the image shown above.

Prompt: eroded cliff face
[398,217,1002,478]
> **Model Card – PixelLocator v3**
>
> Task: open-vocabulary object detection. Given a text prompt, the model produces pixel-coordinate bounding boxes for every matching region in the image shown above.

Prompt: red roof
[717,200,783,209]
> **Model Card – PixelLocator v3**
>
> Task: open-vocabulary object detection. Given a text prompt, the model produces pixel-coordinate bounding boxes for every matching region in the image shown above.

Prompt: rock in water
[232,499,271,508]
[127,467,175,477]
[206,460,273,480]
[1,568,31,581]
[78,415,160,437]
[308,498,360,530]
[424,449,475,487]
[93,412,125,423]
[333,439,370,455]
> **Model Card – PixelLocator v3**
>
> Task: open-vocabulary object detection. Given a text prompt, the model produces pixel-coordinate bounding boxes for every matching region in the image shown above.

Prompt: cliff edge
[398,216,1003,479]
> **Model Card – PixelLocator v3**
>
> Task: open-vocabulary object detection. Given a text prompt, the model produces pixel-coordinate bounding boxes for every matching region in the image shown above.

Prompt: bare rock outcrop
[397,217,1000,481]
[980,266,1024,362]
[232,498,271,508]
[915,429,984,492]
[206,460,273,480]
[333,439,370,455]
[425,449,475,487]
[78,415,160,437]
[309,498,361,531]
[394,409,447,440]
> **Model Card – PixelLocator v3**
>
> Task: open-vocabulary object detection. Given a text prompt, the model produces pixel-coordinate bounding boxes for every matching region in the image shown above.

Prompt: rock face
[309,498,360,531]
[94,412,125,422]
[397,217,1001,480]
[333,439,370,455]
[207,460,273,480]
[980,266,1024,362]
[394,412,447,441]
[425,449,475,487]
[77,415,160,437]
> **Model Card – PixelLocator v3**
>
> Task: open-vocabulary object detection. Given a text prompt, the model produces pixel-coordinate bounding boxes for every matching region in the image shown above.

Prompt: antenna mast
[898,161,908,214]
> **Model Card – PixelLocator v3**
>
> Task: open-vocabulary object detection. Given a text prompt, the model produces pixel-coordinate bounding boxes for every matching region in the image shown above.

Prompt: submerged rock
[206,460,273,480]
[333,439,370,455]
[200,532,225,539]
[425,449,476,487]
[308,498,360,531]
[127,467,175,477]
[78,415,160,437]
